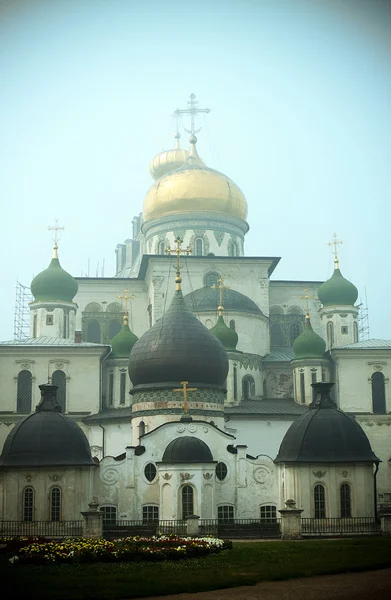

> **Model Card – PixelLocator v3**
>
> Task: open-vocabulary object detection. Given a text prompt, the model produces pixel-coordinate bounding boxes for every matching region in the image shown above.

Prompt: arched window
[139,421,145,438]
[120,372,127,405]
[289,322,301,346]
[33,314,37,338]
[23,487,34,521]
[270,323,284,346]
[50,487,61,521]
[269,305,284,315]
[340,483,352,518]
[353,321,359,343]
[87,320,101,343]
[229,242,238,257]
[158,241,165,255]
[372,372,386,414]
[108,320,121,340]
[204,272,220,287]
[195,238,203,256]
[327,322,334,347]
[17,370,32,413]
[242,375,255,400]
[229,319,235,331]
[314,484,326,519]
[182,485,194,518]
[233,364,238,401]
[287,305,303,315]
[52,370,66,413]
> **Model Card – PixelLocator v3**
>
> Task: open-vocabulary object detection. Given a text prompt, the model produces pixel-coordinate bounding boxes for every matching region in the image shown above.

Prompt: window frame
[50,486,61,522]
[340,483,352,518]
[217,505,234,523]
[23,486,34,522]
[100,505,117,524]
[260,505,277,523]
[142,505,159,523]
[181,485,194,519]
[314,483,326,519]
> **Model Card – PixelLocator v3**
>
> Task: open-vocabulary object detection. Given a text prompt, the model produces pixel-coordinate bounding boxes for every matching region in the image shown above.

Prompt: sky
[0,0,390,340]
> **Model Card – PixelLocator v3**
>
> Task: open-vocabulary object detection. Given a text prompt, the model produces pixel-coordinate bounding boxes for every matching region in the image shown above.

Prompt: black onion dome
[0,384,96,468]
[275,383,378,464]
[184,286,263,316]
[161,436,214,463]
[129,290,229,388]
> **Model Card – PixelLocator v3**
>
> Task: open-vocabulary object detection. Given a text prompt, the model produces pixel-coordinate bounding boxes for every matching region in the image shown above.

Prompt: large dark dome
[275,383,378,464]
[129,290,229,388]
[184,286,263,316]
[161,436,214,463]
[0,384,96,468]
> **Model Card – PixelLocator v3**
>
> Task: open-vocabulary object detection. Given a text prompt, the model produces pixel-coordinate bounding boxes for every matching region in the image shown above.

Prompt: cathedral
[0,96,390,525]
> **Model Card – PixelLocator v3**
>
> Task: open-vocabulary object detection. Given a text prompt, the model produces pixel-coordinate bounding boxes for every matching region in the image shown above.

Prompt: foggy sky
[0,0,390,340]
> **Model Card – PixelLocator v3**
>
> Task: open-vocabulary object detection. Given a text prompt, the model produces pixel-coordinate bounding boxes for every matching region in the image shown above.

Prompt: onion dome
[184,287,263,316]
[150,132,190,180]
[143,135,248,223]
[161,436,214,463]
[275,382,378,464]
[31,246,78,303]
[318,264,358,307]
[0,384,95,468]
[210,315,238,351]
[110,314,138,358]
[128,289,229,389]
[292,315,326,360]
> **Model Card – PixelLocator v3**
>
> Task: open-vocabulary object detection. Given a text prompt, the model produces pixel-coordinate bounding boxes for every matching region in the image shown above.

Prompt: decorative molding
[203,473,213,480]
[213,230,225,246]
[180,472,194,481]
[48,474,63,482]
[176,424,186,433]
[188,424,197,432]
[24,473,35,482]
[100,466,120,486]
[312,470,327,478]
[339,470,350,478]
[16,360,35,365]
[253,466,272,486]
[162,473,172,480]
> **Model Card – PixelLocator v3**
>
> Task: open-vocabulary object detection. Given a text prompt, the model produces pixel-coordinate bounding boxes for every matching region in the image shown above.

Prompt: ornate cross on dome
[328,233,343,269]
[211,277,230,316]
[166,237,192,291]
[299,288,316,319]
[174,94,211,135]
[48,219,64,258]
[173,381,197,414]
[118,289,135,324]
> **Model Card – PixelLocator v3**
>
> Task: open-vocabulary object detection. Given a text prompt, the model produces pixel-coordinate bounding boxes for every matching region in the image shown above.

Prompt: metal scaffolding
[14,280,33,341]
[357,289,370,341]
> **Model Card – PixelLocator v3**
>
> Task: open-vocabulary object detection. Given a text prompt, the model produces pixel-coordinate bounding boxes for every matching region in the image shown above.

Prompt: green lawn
[2,537,391,599]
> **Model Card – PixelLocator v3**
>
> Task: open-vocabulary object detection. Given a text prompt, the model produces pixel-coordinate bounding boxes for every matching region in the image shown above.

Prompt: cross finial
[299,288,316,319]
[328,233,343,269]
[166,237,192,291]
[174,94,211,136]
[211,277,230,316]
[118,289,135,323]
[173,381,197,414]
[48,219,64,258]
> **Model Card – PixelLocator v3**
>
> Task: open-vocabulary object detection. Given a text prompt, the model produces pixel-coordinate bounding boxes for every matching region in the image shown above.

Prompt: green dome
[293,318,326,360]
[31,251,78,303]
[111,317,138,358]
[318,267,358,307]
[210,315,238,351]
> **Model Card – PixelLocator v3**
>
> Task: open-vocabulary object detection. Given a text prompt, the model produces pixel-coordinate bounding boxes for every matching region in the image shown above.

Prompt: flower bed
[3,535,231,566]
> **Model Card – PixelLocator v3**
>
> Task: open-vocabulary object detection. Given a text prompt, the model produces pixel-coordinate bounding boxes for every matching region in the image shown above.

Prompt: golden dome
[143,136,248,222]
[150,133,191,180]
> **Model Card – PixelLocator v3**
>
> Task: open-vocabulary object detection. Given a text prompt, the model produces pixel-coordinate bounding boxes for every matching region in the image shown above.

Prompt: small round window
[144,463,157,482]
[216,462,228,481]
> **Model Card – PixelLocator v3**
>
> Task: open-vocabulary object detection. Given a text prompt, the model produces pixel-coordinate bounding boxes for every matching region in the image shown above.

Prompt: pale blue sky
[0,0,390,340]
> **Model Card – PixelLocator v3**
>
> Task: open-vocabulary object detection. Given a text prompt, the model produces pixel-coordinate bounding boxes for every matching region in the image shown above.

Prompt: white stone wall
[30,302,77,339]
[264,364,293,398]
[320,305,359,349]
[269,281,323,333]
[225,418,294,460]
[146,229,244,258]
[200,313,269,357]
[292,360,330,406]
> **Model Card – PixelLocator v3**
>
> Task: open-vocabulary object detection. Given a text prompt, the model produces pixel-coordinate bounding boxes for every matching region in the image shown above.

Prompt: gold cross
[118,290,135,324]
[48,219,64,257]
[328,233,343,268]
[173,381,197,414]
[211,277,230,316]
[299,288,316,318]
[174,94,211,135]
[166,237,192,291]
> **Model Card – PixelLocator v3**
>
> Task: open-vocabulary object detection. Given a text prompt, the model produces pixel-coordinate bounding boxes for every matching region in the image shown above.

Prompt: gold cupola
[149,132,190,180]
[143,135,248,223]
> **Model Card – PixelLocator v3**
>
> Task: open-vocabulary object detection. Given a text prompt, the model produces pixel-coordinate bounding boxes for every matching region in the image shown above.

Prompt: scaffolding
[14,280,33,341]
[357,288,370,341]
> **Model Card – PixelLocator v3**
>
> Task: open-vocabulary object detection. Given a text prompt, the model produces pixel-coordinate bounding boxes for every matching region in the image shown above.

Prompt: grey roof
[83,407,133,423]
[263,347,295,362]
[225,399,308,416]
[184,286,263,316]
[334,338,391,350]
[0,337,109,348]
[161,436,214,463]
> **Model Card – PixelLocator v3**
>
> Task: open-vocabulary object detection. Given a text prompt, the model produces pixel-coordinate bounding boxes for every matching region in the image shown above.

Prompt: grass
[2,537,391,599]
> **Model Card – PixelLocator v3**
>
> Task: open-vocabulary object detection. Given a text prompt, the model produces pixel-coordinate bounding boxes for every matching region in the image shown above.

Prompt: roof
[0,337,109,348]
[83,407,134,423]
[225,399,308,416]
[161,436,214,463]
[184,286,264,316]
[334,338,391,350]
[263,347,295,362]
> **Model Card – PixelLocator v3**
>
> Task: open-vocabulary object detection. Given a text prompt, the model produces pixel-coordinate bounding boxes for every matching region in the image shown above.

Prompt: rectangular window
[143,506,159,522]
[233,365,237,401]
[341,326,348,334]
[46,315,54,325]
[108,373,114,406]
[300,372,305,404]
[50,487,61,522]
[260,505,277,523]
[23,488,34,522]
[314,485,326,519]
[120,372,126,405]
[63,314,68,339]
[100,506,117,524]
[33,315,37,337]
[383,493,391,503]
[321,367,327,382]
[217,505,234,523]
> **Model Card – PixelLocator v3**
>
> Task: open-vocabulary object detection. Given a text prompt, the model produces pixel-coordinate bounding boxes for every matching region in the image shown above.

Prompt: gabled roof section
[0,337,109,348]
[333,338,391,350]
[226,399,308,416]
[263,347,295,362]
